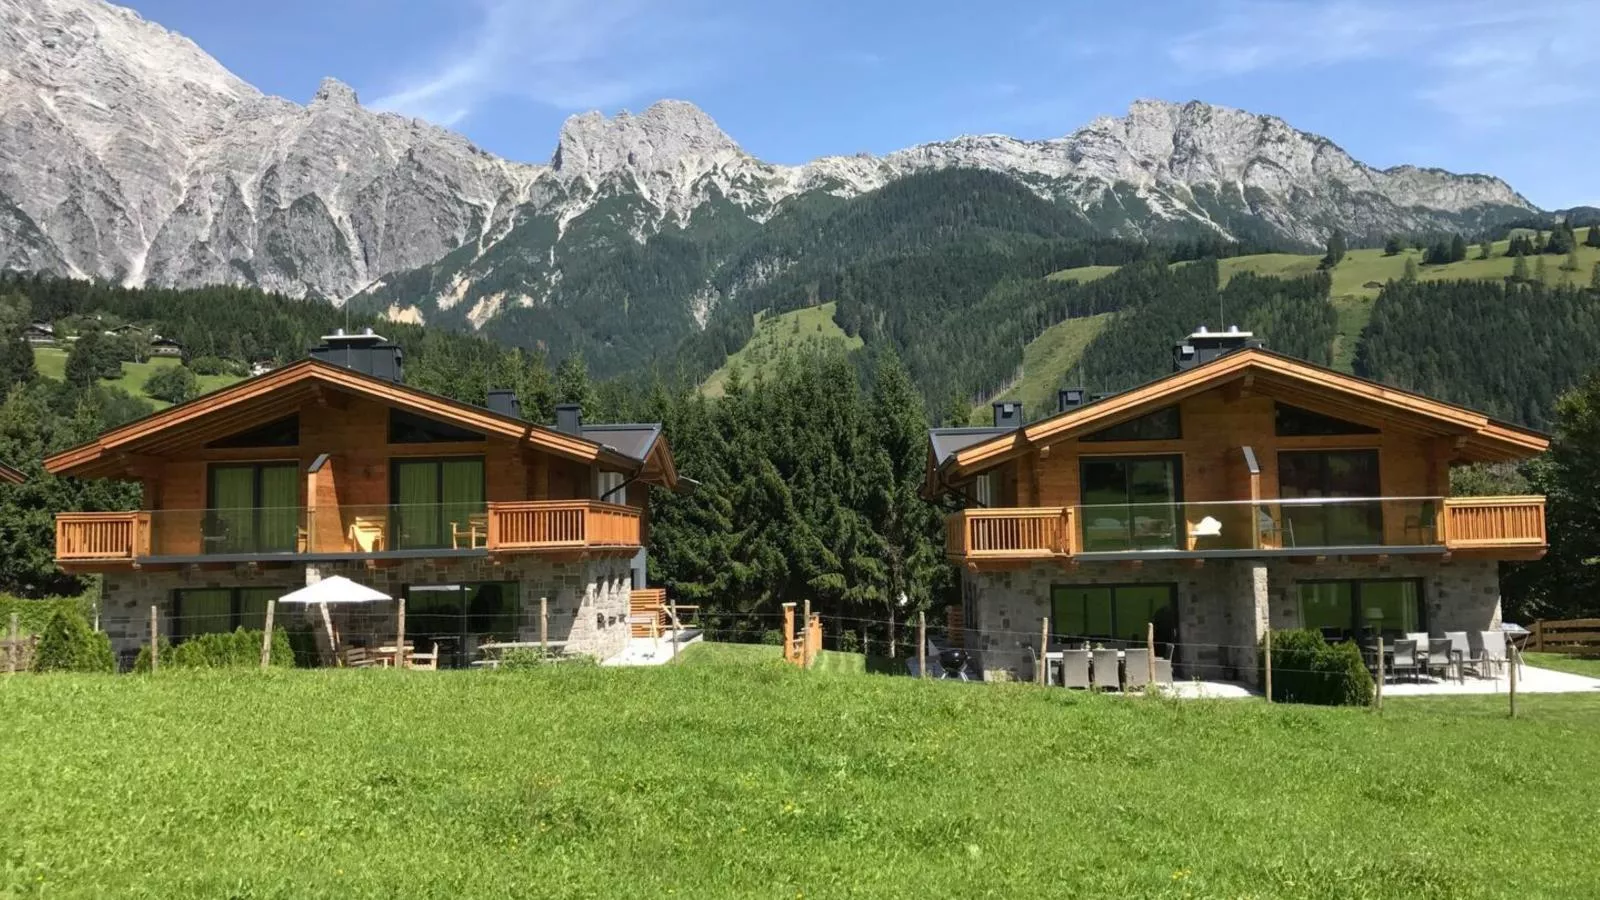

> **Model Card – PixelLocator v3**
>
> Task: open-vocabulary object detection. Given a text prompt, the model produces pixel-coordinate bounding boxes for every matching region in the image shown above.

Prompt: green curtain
[258,465,299,552]
[179,589,232,638]
[395,460,442,549]
[209,467,256,553]
[442,459,485,542]
[237,588,280,632]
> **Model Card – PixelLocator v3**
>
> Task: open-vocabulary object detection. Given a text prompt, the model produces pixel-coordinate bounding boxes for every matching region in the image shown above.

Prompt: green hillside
[33,347,241,410]
[966,313,1111,424]
[1050,228,1600,372]
[701,302,863,396]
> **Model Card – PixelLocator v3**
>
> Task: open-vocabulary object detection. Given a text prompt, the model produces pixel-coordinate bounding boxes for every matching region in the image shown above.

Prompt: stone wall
[962,556,1501,684]
[100,554,632,666]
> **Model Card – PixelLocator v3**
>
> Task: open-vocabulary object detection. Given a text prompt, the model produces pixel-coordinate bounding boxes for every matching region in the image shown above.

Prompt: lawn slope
[33,347,241,409]
[967,312,1111,424]
[2,666,1597,898]
[701,302,863,397]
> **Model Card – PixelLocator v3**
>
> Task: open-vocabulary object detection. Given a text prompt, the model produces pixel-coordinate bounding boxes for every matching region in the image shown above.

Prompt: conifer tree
[1512,253,1530,283]
[553,352,597,417]
[1403,257,1420,282]
[1478,241,1492,260]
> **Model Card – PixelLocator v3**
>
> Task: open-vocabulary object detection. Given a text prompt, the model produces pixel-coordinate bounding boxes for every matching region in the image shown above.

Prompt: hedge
[1259,629,1374,707]
[33,609,115,673]
[134,628,295,672]
[0,595,96,636]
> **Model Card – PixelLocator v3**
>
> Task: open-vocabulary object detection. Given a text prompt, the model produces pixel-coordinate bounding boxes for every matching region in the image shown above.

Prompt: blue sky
[127,0,1597,208]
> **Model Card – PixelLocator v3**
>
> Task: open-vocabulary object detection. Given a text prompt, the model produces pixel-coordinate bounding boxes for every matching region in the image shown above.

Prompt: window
[172,587,285,640]
[1081,406,1181,442]
[206,463,300,554]
[1079,456,1182,551]
[1295,579,1423,640]
[388,409,485,444]
[207,415,299,448]
[1051,584,1177,647]
[971,471,998,507]
[595,470,626,502]
[1275,404,1379,437]
[1277,450,1382,546]
[401,581,520,668]
[391,457,485,550]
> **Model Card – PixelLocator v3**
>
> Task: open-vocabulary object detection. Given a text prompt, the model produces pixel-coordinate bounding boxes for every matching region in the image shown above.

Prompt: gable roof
[931,347,1549,487]
[930,427,1015,467]
[44,358,679,489]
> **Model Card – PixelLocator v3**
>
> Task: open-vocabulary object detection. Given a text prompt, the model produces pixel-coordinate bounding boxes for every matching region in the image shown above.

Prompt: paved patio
[1159,664,1600,700]
[604,628,703,666]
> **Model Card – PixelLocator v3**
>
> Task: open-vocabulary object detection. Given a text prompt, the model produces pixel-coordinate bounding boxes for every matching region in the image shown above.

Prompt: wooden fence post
[1509,644,1519,719]
[1532,620,1543,652]
[1038,617,1049,685]
[802,599,812,668]
[260,600,276,670]
[149,604,160,673]
[670,598,679,664]
[7,613,17,675]
[918,611,927,680]
[539,596,548,654]
[1263,627,1272,704]
[1374,636,1384,712]
[394,595,406,669]
[782,603,796,664]
[1146,622,1156,690]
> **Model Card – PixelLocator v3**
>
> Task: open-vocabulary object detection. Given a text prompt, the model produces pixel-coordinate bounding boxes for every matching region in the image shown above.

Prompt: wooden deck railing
[55,512,149,562]
[945,507,1073,559]
[486,501,642,552]
[1443,496,1546,550]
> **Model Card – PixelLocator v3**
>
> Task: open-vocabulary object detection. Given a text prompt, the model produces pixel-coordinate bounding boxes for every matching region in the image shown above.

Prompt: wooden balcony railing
[486,501,642,552]
[55,512,149,562]
[946,507,1073,560]
[1443,496,1546,550]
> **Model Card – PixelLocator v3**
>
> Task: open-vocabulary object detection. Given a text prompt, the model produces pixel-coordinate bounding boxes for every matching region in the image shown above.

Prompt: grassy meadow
[2,648,1598,898]
[33,346,240,409]
[967,312,1110,425]
[700,302,863,396]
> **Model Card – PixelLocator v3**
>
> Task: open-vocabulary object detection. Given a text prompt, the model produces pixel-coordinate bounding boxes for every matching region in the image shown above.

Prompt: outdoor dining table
[1043,648,1126,686]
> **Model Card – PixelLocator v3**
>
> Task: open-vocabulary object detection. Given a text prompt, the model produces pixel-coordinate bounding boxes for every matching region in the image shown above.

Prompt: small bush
[187,355,242,376]
[32,610,114,673]
[143,365,199,404]
[0,595,96,635]
[134,628,294,672]
[838,629,861,654]
[760,629,784,646]
[1260,629,1374,706]
[499,648,554,670]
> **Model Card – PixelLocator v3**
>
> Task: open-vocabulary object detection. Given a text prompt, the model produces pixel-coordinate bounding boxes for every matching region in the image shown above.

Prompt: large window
[1277,449,1382,546]
[389,409,485,444]
[1052,584,1177,647]
[1274,404,1379,436]
[1296,579,1423,641]
[205,463,300,554]
[1079,456,1182,551]
[172,586,284,640]
[391,457,485,550]
[1081,406,1181,442]
[401,581,520,668]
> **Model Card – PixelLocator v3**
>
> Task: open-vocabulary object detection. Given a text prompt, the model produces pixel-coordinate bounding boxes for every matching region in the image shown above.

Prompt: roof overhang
[930,349,1548,491]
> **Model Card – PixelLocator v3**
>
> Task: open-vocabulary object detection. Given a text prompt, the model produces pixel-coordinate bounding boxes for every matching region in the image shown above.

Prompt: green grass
[1523,651,1600,678]
[968,312,1111,425]
[32,347,241,409]
[3,666,1599,897]
[701,303,863,397]
[1045,263,1121,285]
[1048,229,1600,373]
[679,640,875,674]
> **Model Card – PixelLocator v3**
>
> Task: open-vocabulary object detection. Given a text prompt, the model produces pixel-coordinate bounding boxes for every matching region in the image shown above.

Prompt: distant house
[148,336,184,358]
[23,322,54,346]
[249,359,276,377]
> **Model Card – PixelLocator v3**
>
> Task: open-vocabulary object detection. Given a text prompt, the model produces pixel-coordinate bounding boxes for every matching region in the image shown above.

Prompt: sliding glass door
[391,457,485,550]
[1079,456,1182,551]
[1051,584,1178,648]
[206,463,299,554]
[1277,450,1382,547]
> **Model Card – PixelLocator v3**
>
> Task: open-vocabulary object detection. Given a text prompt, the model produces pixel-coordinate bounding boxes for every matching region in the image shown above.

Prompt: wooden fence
[781,603,821,667]
[1530,618,1600,654]
[2,633,38,673]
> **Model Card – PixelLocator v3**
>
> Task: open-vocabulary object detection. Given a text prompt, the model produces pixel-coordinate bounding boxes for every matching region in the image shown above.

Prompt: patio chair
[1391,639,1420,683]
[1153,652,1174,686]
[409,642,440,671]
[1469,630,1507,679]
[347,516,386,553]
[1124,648,1150,690]
[451,513,487,550]
[1092,648,1121,691]
[1059,649,1091,689]
[1445,631,1472,679]
[1426,637,1460,683]
[1023,644,1041,684]
[1404,501,1438,544]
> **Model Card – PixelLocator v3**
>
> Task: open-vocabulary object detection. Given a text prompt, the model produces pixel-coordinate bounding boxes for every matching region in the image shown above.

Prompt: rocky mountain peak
[553,99,744,179]
[310,76,358,107]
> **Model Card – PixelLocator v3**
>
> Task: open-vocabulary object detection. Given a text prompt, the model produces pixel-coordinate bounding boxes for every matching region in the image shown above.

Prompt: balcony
[946,496,1546,564]
[54,500,642,567]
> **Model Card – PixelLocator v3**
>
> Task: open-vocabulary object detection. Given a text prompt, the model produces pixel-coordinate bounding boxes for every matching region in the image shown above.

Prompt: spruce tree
[553,352,597,418]
[1449,234,1468,263]
[1586,226,1600,248]
[1319,229,1347,269]
[1383,235,1403,257]
[1403,257,1420,282]
[1512,254,1530,283]
[1536,255,1550,285]
[1478,241,1492,260]
[1565,247,1581,273]
[1591,261,1600,291]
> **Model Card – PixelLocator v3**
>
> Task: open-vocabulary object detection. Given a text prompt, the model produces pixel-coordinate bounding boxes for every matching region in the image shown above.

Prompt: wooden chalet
[927,327,1549,683]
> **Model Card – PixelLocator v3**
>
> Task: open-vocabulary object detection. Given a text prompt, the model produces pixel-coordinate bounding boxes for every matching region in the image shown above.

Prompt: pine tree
[553,352,597,418]
[1536,255,1550,285]
[1319,229,1347,269]
[1478,241,1492,260]
[1586,226,1600,248]
[1403,257,1420,282]
[1383,235,1404,256]
[1449,233,1468,263]
[1564,246,1581,273]
[1591,261,1600,291]
[1512,254,1530,283]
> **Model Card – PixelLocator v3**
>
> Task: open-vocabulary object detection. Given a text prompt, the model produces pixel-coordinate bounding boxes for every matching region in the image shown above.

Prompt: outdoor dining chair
[1092,648,1121,691]
[1469,630,1507,678]
[1426,637,1460,683]
[1391,639,1420,683]
[1123,648,1150,690]
[1060,649,1091,689]
[1445,631,1472,679]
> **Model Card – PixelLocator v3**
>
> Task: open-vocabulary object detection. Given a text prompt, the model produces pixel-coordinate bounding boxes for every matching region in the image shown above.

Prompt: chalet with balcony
[927,328,1549,683]
[45,330,683,667]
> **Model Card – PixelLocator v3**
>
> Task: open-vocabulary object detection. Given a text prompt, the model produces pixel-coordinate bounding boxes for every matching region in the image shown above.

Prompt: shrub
[134,628,293,672]
[0,595,96,635]
[1259,629,1374,706]
[188,355,239,376]
[499,648,597,670]
[143,365,199,404]
[838,629,861,654]
[760,629,784,646]
[32,609,114,673]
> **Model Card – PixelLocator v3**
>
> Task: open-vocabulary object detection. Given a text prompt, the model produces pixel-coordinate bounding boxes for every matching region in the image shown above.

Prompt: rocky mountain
[0,0,1541,353]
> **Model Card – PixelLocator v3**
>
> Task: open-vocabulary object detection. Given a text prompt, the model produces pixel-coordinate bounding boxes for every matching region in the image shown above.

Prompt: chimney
[555,403,583,436]
[309,328,403,382]
[1173,324,1260,372]
[992,401,1023,429]
[1057,387,1088,413]
[486,389,521,419]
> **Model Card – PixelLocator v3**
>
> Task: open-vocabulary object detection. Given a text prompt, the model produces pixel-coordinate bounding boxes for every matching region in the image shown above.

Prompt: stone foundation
[962,556,1501,684]
[101,554,631,667]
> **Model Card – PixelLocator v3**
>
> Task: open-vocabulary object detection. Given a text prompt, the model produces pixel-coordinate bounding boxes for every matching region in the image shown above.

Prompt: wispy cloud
[372,0,735,126]
[1166,0,1600,126]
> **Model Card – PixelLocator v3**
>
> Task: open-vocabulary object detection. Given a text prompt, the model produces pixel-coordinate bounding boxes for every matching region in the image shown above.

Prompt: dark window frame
[204,461,302,554]
[399,580,522,668]
[1293,577,1427,639]
[1049,582,1179,648]
[388,455,487,550]
[1078,454,1185,551]
[171,586,290,641]
[388,408,486,444]
[1080,406,1182,442]
[207,415,300,448]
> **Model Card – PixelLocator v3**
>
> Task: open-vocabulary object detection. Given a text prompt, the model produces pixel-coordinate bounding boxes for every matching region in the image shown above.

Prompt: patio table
[1044,649,1125,687]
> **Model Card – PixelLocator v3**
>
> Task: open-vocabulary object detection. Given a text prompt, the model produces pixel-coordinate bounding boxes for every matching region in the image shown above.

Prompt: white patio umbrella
[278,577,396,664]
